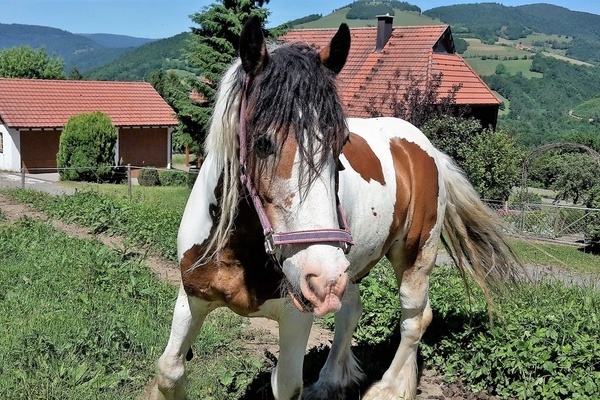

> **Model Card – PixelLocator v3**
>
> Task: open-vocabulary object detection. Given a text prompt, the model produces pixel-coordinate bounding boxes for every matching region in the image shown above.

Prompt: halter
[238,77,354,256]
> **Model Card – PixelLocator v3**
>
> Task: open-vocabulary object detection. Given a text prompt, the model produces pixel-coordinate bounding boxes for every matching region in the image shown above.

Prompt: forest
[425,3,600,64]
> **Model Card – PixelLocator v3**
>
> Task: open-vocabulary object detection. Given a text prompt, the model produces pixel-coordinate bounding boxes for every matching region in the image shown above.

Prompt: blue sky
[1,0,599,39]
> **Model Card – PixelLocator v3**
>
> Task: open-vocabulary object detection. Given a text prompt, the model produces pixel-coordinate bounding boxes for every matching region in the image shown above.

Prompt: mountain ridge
[0,22,157,72]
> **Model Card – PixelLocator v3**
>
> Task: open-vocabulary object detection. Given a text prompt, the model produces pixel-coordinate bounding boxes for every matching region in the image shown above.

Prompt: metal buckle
[264,232,276,255]
[341,240,352,254]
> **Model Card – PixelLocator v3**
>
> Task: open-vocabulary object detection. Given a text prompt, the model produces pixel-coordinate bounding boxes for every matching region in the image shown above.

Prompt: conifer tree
[184,0,271,155]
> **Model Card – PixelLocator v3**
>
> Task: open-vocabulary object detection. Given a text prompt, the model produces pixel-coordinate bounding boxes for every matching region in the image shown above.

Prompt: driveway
[0,172,75,195]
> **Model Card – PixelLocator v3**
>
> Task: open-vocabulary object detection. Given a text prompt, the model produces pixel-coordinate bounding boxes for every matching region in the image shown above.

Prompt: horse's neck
[177,154,223,260]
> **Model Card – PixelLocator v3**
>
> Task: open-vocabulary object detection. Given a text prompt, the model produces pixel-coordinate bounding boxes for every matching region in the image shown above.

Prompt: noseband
[238,77,354,256]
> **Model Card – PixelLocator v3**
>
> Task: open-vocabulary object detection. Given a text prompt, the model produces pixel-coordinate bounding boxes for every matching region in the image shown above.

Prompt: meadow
[1,187,598,399]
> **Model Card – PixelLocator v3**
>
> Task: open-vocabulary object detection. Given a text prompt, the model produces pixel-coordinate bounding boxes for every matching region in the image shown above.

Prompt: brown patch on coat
[180,180,284,316]
[342,133,385,185]
[387,138,439,266]
[351,138,439,281]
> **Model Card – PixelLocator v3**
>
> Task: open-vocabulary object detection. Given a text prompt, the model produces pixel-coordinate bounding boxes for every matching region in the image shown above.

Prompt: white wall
[0,125,21,172]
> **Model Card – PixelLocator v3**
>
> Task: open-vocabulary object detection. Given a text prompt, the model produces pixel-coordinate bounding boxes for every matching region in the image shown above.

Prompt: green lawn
[464,57,542,78]
[1,187,598,399]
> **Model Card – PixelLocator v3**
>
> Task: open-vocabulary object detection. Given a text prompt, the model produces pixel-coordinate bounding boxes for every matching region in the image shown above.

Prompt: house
[0,78,178,173]
[282,15,501,129]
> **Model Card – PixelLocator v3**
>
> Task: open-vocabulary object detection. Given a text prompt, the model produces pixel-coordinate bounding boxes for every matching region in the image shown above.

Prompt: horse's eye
[255,134,275,158]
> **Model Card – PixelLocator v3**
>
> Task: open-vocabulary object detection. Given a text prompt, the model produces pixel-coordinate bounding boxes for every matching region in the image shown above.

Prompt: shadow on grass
[239,309,488,399]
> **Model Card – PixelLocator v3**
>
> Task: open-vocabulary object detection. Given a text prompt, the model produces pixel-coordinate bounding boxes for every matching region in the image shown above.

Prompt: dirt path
[0,192,475,399]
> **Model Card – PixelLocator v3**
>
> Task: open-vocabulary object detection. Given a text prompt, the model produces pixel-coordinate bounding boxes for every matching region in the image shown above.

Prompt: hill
[573,97,600,120]
[286,1,442,29]
[85,33,193,81]
[424,3,600,64]
[79,33,156,48]
[0,23,156,72]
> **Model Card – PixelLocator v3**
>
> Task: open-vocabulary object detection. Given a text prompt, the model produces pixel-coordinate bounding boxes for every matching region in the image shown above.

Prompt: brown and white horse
[147,17,519,400]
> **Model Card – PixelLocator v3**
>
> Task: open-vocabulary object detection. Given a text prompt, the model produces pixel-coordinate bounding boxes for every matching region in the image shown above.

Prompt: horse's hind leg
[145,284,215,400]
[363,238,437,400]
[302,283,364,400]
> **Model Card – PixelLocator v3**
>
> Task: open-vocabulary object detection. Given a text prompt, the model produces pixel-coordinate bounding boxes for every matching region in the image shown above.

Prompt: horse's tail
[436,150,522,309]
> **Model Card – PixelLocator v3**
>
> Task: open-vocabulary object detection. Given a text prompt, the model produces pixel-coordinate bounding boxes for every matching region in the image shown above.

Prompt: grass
[509,238,600,274]
[0,218,174,398]
[296,8,441,28]
[497,33,572,48]
[573,96,600,119]
[0,208,264,399]
[60,181,191,210]
[2,186,599,398]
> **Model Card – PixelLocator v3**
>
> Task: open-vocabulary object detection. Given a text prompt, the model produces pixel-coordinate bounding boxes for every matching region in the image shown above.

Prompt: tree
[365,70,463,128]
[584,183,600,249]
[461,129,524,200]
[57,112,118,182]
[422,117,524,200]
[185,0,271,155]
[148,69,204,158]
[549,152,599,204]
[0,46,64,79]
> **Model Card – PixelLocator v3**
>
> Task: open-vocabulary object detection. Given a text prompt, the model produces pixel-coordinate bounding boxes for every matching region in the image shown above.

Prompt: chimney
[376,14,393,53]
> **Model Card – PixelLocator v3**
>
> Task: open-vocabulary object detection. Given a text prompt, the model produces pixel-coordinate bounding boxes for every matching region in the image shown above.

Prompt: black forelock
[244,43,347,186]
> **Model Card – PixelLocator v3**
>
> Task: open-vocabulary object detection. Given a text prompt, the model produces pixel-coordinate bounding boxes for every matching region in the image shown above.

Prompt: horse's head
[238,17,351,317]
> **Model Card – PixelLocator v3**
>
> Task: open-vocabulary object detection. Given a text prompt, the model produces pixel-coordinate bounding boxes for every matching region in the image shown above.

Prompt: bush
[158,169,188,186]
[187,167,200,189]
[584,184,600,248]
[138,168,160,186]
[56,112,118,182]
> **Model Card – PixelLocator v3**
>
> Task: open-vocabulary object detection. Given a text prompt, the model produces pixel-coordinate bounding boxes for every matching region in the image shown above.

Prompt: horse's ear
[319,23,351,74]
[240,16,269,77]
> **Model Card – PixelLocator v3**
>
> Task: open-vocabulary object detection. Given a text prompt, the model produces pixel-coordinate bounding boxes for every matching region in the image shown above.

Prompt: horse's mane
[201,42,347,261]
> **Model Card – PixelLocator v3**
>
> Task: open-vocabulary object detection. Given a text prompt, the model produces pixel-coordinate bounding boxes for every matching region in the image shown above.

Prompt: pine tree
[184,0,271,155]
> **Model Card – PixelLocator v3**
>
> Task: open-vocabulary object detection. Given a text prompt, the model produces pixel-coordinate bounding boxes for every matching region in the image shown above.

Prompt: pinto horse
[147,17,519,400]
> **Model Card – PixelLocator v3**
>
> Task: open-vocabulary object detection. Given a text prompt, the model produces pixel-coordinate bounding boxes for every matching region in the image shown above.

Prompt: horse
[146,16,520,400]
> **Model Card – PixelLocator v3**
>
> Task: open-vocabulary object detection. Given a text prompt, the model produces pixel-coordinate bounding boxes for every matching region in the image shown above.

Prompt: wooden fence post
[127,164,132,200]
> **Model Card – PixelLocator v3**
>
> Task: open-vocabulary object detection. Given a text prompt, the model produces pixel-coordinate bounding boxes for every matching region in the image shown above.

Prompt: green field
[1,187,598,399]
[465,57,541,78]
[573,96,600,119]
[497,33,572,48]
[296,8,441,28]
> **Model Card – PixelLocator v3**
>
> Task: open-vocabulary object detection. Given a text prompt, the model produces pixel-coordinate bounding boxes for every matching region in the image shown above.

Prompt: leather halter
[238,77,354,255]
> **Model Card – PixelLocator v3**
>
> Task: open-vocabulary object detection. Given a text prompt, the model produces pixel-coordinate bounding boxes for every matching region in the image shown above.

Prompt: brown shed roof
[0,78,178,129]
[282,25,500,118]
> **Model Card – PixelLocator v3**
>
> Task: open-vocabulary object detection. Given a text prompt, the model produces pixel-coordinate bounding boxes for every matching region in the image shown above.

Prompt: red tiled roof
[0,78,178,129]
[282,25,500,118]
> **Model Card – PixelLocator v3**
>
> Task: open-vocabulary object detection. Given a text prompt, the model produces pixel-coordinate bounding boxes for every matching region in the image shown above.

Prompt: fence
[3,166,599,246]
[0,165,198,198]
[486,200,600,245]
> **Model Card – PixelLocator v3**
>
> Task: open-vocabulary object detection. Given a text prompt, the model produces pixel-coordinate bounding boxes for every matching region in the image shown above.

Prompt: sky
[1,0,599,40]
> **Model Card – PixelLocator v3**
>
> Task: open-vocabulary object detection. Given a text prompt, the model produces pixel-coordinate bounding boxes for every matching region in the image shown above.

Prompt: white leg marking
[271,304,314,400]
[363,245,437,400]
[146,285,215,400]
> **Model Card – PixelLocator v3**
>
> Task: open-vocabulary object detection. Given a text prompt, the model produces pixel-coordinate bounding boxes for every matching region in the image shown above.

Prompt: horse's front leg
[362,241,437,400]
[145,284,216,400]
[269,301,314,400]
[302,283,364,400]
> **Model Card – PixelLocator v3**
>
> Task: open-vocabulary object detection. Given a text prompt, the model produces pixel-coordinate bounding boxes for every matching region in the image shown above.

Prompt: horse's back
[341,117,444,277]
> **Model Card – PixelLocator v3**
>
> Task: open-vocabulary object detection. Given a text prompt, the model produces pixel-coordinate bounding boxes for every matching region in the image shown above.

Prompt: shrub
[187,167,200,189]
[158,169,188,186]
[138,168,160,186]
[584,184,600,248]
[56,111,118,182]
[348,260,600,400]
